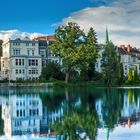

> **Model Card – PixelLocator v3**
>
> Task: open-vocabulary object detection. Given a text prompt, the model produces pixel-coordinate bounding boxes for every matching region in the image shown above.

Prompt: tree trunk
[65,72,70,84]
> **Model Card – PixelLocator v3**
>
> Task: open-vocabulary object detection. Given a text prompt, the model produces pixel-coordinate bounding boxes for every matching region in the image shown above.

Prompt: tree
[127,67,133,84]
[40,62,64,81]
[49,22,99,83]
[101,42,123,86]
[83,27,99,80]
[134,66,138,82]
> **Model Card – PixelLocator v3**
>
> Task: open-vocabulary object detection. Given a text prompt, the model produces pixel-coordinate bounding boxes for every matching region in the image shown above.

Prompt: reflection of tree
[128,89,133,105]
[40,88,66,112]
[102,88,124,130]
[51,88,100,140]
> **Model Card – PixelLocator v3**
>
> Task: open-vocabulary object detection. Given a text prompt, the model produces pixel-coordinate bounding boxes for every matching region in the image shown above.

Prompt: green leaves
[49,22,99,83]
[101,42,123,86]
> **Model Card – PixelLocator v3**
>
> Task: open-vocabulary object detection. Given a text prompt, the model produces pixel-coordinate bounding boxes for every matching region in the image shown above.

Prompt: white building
[95,44,104,73]
[118,44,140,76]
[1,38,42,81]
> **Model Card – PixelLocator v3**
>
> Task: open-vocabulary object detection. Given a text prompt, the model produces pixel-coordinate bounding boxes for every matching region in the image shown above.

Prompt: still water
[0,87,140,140]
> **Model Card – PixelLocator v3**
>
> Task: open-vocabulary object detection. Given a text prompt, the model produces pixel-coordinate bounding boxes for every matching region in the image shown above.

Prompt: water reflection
[0,87,140,140]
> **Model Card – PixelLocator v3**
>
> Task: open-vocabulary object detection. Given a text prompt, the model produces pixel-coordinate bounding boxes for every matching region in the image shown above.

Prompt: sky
[0,0,140,47]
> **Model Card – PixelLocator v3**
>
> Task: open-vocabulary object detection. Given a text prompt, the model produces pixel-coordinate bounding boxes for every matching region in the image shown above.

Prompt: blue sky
[0,0,105,34]
[0,0,140,47]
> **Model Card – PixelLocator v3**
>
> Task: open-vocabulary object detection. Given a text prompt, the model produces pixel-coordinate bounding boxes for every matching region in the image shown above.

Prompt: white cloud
[61,0,140,47]
[0,30,46,42]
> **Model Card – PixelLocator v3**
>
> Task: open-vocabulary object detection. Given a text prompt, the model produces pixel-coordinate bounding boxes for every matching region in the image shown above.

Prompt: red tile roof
[33,35,56,41]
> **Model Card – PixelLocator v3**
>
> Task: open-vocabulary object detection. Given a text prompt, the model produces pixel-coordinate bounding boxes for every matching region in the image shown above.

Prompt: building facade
[0,38,42,81]
[118,44,140,76]
[33,35,60,68]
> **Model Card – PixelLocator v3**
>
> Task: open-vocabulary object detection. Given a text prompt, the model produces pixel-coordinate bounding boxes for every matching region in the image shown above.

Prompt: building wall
[1,39,42,81]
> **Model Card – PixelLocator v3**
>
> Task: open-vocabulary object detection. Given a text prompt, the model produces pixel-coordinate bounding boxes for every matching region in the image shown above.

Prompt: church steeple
[105,27,109,45]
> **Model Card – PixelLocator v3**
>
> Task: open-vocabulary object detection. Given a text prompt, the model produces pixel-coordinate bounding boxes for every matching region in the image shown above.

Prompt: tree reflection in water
[0,87,140,138]
[39,87,140,140]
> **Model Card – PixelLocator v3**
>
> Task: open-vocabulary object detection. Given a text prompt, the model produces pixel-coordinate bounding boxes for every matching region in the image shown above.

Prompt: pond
[0,87,140,140]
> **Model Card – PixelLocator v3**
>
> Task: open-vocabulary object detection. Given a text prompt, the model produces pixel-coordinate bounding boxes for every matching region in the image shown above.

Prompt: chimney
[127,44,131,53]
[120,45,125,49]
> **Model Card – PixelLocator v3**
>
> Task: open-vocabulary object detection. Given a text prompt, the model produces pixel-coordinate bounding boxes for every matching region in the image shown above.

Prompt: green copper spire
[105,27,109,45]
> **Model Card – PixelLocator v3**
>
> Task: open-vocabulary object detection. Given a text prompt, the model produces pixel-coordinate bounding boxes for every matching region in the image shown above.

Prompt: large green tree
[80,27,99,80]
[49,22,99,83]
[101,42,123,86]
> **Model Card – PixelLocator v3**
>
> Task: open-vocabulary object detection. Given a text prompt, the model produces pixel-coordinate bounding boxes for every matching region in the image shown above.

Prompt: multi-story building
[0,38,42,81]
[118,44,140,76]
[33,35,60,68]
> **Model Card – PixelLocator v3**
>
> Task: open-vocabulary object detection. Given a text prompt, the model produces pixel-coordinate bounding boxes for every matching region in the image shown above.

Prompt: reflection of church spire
[106,128,110,140]
[105,27,109,45]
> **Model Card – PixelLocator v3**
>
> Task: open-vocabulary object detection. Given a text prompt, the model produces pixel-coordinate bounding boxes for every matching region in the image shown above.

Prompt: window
[22,59,24,65]
[15,59,18,66]
[36,70,38,74]
[27,50,30,56]
[32,43,35,46]
[13,49,20,55]
[19,69,21,74]
[13,42,20,46]
[16,69,18,74]
[2,61,4,67]
[30,109,32,116]
[32,60,35,66]
[17,110,19,117]
[23,110,25,117]
[13,49,16,55]
[16,101,19,106]
[20,110,22,117]
[19,59,21,65]
[125,65,127,70]
[26,43,29,46]
[29,70,31,74]
[22,69,25,74]
[32,50,34,56]
[36,60,38,66]
[28,59,38,66]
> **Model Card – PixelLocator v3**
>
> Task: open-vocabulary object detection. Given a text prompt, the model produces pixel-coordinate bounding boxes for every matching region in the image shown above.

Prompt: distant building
[118,44,140,76]
[95,44,104,73]
[0,38,42,81]
[33,35,61,68]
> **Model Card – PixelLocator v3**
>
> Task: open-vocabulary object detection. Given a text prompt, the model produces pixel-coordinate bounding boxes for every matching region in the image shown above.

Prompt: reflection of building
[0,92,63,136]
[1,94,42,136]
[121,94,140,117]
[40,106,63,133]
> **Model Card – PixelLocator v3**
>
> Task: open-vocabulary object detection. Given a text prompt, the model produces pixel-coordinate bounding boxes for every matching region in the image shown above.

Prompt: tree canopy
[49,22,99,83]
[101,41,123,86]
